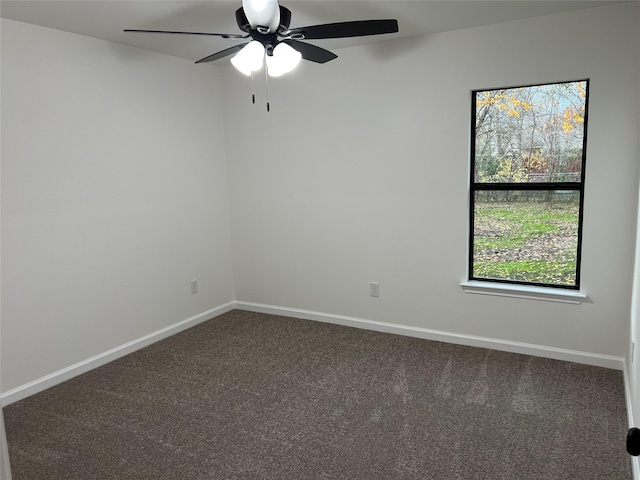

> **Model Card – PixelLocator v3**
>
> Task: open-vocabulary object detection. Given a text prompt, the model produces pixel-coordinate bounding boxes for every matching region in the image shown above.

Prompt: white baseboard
[1,299,626,405]
[234,301,625,371]
[0,302,235,407]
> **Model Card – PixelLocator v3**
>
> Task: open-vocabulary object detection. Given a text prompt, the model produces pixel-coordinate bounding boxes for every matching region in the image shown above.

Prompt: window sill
[460,280,588,304]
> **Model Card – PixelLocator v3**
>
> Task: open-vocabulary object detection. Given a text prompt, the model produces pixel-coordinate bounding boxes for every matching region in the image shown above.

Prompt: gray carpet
[3,310,632,479]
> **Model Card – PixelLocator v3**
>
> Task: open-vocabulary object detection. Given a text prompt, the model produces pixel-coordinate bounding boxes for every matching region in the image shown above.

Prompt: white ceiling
[0,0,627,65]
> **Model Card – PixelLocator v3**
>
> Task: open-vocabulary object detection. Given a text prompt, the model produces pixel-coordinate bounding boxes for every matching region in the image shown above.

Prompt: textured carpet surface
[4,310,632,479]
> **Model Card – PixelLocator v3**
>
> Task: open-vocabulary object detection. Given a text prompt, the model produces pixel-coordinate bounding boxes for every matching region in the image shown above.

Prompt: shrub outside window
[469,80,589,289]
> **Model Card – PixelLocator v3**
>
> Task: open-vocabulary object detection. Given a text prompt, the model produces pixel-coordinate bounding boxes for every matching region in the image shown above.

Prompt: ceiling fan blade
[281,39,337,64]
[195,43,249,64]
[124,29,247,39]
[285,19,398,40]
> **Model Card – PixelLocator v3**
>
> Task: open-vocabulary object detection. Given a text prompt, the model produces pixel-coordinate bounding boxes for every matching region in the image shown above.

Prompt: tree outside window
[470,80,589,288]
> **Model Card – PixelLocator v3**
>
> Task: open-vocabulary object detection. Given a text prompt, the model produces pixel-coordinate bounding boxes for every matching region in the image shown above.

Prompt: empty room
[1,0,640,478]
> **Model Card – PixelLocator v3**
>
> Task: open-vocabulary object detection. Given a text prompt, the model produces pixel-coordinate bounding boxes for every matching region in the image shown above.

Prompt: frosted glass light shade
[266,43,302,77]
[230,41,265,76]
[242,0,280,33]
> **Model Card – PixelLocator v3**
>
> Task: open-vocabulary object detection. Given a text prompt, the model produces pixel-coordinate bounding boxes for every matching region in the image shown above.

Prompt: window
[469,80,589,289]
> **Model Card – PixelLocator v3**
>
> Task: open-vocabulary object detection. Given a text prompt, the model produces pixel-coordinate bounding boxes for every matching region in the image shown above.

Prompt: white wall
[1,19,235,393]
[0,19,11,479]
[224,3,640,358]
[626,0,640,444]
[0,17,10,478]
[629,181,640,479]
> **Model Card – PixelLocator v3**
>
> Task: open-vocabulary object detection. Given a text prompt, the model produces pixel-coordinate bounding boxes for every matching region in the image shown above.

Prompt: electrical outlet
[370,282,380,298]
[190,279,198,295]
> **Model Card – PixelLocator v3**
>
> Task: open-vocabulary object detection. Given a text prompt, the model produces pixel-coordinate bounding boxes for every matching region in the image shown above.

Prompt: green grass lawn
[473,201,579,286]
[472,260,577,285]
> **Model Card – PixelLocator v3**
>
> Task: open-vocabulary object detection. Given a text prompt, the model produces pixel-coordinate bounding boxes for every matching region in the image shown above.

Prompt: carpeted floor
[3,309,632,479]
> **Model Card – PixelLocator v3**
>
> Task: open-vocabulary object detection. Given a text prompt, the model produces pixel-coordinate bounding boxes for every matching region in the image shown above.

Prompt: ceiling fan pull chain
[251,72,256,104]
[265,65,270,112]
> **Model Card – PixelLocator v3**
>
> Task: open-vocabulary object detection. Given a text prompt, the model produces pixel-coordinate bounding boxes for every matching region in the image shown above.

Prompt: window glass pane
[474,81,587,183]
[473,191,580,286]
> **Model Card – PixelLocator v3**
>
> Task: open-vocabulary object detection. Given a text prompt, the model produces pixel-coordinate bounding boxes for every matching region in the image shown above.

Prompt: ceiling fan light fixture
[230,40,265,75]
[266,42,302,77]
[242,0,280,33]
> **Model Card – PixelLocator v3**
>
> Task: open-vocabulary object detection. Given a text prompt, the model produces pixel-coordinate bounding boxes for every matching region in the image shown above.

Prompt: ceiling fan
[125,0,399,77]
